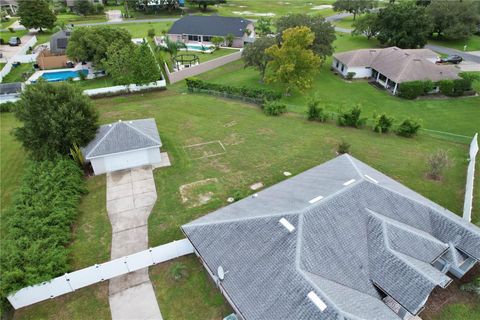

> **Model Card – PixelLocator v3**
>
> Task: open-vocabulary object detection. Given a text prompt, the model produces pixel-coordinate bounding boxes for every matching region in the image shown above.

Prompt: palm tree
[156,36,187,63]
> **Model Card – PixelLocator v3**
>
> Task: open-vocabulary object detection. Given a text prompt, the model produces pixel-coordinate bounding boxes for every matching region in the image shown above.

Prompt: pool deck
[26,63,95,84]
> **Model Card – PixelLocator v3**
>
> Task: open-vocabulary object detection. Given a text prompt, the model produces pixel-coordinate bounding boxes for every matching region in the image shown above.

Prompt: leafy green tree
[225,33,235,47]
[256,17,272,35]
[188,0,226,12]
[426,0,480,40]
[13,80,99,160]
[73,0,94,15]
[266,26,321,94]
[275,13,336,59]
[211,36,224,48]
[332,0,376,20]
[242,36,276,82]
[17,0,56,31]
[351,12,378,40]
[104,42,162,85]
[156,36,187,63]
[66,26,132,67]
[375,2,433,48]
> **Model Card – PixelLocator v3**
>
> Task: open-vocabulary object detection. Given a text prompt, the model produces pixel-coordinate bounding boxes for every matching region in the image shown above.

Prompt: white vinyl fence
[8,238,194,309]
[83,79,166,97]
[463,133,478,222]
[0,35,37,82]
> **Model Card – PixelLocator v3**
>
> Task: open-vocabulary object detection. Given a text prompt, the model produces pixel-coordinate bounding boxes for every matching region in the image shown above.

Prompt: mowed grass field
[192,34,480,139]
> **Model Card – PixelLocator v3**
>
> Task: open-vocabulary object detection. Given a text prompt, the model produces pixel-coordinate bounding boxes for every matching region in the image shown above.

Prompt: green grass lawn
[32,30,54,45]
[0,29,28,43]
[117,21,173,38]
[192,34,479,139]
[71,76,116,90]
[333,15,355,29]
[428,35,480,52]
[1,63,34,83]
[56,13,107,25]
[0,17,18,29]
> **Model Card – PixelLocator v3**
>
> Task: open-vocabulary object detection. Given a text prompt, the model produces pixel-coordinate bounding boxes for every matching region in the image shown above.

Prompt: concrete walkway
[106,166,163,320]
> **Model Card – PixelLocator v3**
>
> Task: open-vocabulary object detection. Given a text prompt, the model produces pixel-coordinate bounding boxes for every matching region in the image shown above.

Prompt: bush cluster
[438,79,472,97]
[0,101,17,113]
[373,114,394,133]
[262,101,287,116]
[306,99,328,122]
[0,158,86,300]
[398,80,434,99]
[396,118,421,138]
[337,106,367,128]
[399,76,475,99]
[185,78,282,103]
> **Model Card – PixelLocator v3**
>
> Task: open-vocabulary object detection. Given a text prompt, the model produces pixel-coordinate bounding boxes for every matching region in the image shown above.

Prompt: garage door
[105,150,150,173]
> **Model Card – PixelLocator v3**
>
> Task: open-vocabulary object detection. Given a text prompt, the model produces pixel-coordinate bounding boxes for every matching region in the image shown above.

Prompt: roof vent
[279,218,295,233]
[307,291,327,312]
[309,195,324,204]
[129,121,133,124]
[343,179,356,186]
[413,58,421,61]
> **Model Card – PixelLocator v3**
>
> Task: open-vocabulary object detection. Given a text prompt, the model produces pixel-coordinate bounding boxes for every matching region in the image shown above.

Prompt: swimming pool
[182,43,215,52]
[40,70,88,82]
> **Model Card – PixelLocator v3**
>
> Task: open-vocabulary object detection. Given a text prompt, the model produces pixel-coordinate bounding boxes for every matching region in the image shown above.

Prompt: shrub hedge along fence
[398,73,476,99]
[0,158,86,305]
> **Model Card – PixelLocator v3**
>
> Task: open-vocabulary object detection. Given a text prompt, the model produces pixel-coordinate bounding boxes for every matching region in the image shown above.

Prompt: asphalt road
[425,44,480,63]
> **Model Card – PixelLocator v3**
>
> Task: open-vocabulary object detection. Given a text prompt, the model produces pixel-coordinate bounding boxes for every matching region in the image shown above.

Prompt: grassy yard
[56,14,107,25]
[192,34,479,138]
[1,63,34,83]
[0,29,28,43]
[117,21,173,38]
[0,17,18,29]
[428,35,480,52]
[333,15,355,29]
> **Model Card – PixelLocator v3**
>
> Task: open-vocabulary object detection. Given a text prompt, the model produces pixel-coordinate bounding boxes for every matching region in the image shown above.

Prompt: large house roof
[182,155,480,320]
[167,15,251,37]
[83,118,161,159]
[334,47,460,83]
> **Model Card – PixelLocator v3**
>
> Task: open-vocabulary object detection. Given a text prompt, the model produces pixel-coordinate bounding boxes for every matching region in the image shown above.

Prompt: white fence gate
[463,133,478,222]
[8,238,194,309]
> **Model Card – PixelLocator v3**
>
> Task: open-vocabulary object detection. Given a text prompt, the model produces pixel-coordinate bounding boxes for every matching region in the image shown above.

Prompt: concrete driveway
[0,34,34,62]
[106,166,163,320]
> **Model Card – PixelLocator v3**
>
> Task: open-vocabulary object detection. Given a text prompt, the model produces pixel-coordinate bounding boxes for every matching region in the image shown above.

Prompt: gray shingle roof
[168,15,251,37]
[0,82,23,95]
[182,155,480,320]
[83,118,161,159]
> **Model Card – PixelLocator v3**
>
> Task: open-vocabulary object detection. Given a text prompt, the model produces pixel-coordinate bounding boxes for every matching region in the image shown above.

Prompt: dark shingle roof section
[182,155,480,320]
[0,82,23,94]
[83,118,161,159]
[168,15,251,37]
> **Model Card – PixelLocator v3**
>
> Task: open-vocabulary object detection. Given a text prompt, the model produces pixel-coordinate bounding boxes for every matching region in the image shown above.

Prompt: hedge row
[185,77,282,103]
[399,73,476,99]
[0,158,86,300]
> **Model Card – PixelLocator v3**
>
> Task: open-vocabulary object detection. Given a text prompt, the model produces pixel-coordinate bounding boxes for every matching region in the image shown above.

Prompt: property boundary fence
[7,238,194,309]
[187,87,264,104]
[0,36,37,82]
[83,79,166,97]
[463,133,478,222]
[164,50,242,84]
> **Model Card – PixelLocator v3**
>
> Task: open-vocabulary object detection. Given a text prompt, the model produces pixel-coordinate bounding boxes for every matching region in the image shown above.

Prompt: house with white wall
[82,119,162,175]
[332,47,460,95]
[166,15,255,48]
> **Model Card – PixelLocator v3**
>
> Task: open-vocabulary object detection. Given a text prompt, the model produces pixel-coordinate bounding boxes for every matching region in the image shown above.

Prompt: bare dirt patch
[179,178,219,208]
[223,133,245,146]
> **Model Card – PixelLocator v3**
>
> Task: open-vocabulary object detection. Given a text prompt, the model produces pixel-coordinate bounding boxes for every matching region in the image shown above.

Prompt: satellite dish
[218,266,225,280]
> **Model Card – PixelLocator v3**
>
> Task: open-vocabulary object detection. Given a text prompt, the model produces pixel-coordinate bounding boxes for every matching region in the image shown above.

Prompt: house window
[341,64,344,72]
[188,35,199,41]
[336,61,339,68]
[203,36,212,42]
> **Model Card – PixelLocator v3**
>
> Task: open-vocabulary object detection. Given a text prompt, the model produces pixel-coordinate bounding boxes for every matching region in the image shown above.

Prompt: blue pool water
[40,70,88,82]
[184,44,215,52]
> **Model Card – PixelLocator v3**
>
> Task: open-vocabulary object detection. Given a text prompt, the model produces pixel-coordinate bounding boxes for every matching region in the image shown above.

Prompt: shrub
[148,28,155,38]
[346,72,356,80]
[0,158,85,300]
[8,27,14,33]
[398,81,433,99]
[337,105,366,128]
[337,140,351,154]
[185,78,282,103]
[306,99,327,122]
[426,149,450,180]
[459,72,480,83]
[373,113,394,133]
[211,36,224,48]
[396,118,421,138]
[226,33,234,47]
[262,101,287,116]
[0,101,17,113]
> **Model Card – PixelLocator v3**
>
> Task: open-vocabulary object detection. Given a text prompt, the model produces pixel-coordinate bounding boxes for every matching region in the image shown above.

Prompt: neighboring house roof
[334,47,460,83]
[83,118,162,159]
[182,155,480,320]
[168,15,251,37]
[0,82,23,95]
[50,30,71,52]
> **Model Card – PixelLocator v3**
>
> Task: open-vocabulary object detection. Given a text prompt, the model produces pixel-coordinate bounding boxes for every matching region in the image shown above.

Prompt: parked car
[8,37,21,46]
[438,55,463,64]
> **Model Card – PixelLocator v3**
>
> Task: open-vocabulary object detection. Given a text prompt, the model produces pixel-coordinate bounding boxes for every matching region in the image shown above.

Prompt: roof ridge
[85,122,117,158]
[124,120,161,145]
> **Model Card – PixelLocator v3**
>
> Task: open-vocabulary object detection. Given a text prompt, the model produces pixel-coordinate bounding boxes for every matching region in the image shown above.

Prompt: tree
[242,37,276,82]
[17,0,56,31]
[332,0,376,20]
[104,42,162,85]
[265,26,321,94]
[225,33,234,47]
[13,80,99,160]
[275,13,336,59]
[156,36,187,62]
[351,12,378,40]
[211,36,224,48]
[188,0,226,12]
[375,2,433,48]
[426,0,480,40]
[256,17,272,35]
[73,0,94,15]
[427,150,450,180]
[66,26,132,67]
